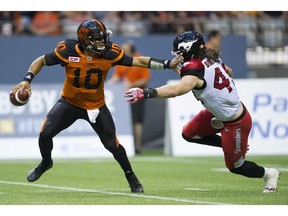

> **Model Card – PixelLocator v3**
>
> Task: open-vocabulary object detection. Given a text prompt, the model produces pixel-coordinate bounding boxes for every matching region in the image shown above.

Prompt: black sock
[229,161,265,178]
[182,133,222,147]
[112,144,133,176]
[38,133,53,162]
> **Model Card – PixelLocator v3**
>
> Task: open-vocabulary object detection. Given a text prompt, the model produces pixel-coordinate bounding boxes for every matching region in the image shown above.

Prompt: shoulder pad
[103,43,124,60]
[180,59,204,79]
[181,59,204,72]
[55,39,79,61]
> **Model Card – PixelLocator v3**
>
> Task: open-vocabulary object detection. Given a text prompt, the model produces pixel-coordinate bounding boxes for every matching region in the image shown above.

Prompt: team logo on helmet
[172,31,205,60]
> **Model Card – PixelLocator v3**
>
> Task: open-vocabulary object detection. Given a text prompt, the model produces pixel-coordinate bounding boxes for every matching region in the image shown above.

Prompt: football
[10,89,30,106]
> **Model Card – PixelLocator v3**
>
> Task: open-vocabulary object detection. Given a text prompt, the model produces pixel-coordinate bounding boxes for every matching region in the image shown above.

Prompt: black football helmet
[77,19,112,54]
[172,31,205,60]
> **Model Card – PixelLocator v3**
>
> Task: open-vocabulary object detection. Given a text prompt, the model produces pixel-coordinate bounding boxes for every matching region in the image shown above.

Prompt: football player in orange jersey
[11,18,181,193]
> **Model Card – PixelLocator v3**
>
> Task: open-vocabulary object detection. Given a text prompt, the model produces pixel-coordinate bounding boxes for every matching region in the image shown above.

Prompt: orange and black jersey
[44,39,133,110]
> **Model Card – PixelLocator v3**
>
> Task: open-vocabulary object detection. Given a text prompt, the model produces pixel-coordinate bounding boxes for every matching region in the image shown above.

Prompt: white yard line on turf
[0,157,220,165]
[211,168,229,172]
[0,180,229,205]
[185,188,207,191]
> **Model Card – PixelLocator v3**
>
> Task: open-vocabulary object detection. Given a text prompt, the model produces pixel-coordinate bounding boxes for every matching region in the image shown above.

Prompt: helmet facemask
[84,30,113,54]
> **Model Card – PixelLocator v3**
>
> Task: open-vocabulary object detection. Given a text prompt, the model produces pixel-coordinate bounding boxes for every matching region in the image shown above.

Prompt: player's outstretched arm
[155,75,198,98]
[11,55,46,95]
[131,56,182,71]
[125,75,199,104]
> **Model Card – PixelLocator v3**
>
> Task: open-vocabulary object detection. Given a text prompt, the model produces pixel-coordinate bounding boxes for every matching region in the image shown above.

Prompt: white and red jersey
[180,58,240,121]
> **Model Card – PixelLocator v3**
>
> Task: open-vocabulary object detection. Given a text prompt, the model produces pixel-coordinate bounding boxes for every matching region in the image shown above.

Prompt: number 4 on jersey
[214,67,232,93]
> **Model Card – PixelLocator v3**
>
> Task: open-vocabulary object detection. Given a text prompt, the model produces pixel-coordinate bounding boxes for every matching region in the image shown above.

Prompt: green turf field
[0,152,287,205]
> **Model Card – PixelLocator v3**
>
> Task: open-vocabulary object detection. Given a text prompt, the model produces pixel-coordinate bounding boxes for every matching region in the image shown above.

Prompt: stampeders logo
[234,128,242,153]
[68,56,80,62]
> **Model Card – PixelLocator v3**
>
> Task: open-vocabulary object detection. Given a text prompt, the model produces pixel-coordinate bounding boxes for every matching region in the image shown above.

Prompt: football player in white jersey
[124,31,280,193]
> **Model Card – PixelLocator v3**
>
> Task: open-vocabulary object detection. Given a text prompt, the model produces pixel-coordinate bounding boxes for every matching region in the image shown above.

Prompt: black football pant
[38,97,133,174]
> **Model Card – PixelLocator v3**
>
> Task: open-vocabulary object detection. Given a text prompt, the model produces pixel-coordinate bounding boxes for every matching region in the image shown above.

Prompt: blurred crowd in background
[1,11,288,48]
[1,11,288,70]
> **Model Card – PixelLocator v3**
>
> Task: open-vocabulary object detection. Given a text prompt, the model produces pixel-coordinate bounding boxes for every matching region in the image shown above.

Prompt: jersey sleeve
[180,59,205,80]
[53,39,79,66]
[115,54,133,66]
[45,52,69,66]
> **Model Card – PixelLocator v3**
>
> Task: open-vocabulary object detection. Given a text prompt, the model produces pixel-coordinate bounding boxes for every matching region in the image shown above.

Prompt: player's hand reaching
[170,53,184,75]
[124,88,144,104]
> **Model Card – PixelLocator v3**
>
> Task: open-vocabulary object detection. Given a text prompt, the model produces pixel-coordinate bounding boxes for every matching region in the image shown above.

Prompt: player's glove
[125,87,158,104]
[125,88,144,104]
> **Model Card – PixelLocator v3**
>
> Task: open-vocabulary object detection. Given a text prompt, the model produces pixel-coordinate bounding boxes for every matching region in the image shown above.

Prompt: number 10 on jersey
[73,68,103,89]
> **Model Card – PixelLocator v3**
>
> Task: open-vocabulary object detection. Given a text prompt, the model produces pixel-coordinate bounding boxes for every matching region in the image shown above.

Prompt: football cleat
[27,159,53,182]
[126,172,144,193]
[263,168,280,193]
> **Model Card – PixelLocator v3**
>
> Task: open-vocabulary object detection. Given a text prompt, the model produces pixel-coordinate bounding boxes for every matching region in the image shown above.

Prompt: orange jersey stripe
[54,48,69,63]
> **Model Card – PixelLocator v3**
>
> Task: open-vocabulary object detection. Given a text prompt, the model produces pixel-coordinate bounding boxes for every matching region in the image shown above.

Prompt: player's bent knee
[228,161,245,175]
[102,135,118,153]
[182,133,202,143]
[104,143,118,153]
[182,126,192,138]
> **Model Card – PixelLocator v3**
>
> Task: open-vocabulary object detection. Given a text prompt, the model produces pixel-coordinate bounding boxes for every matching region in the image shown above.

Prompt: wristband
[23,71,35,83]
[143,88,158,98]
[149,58,171,70]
